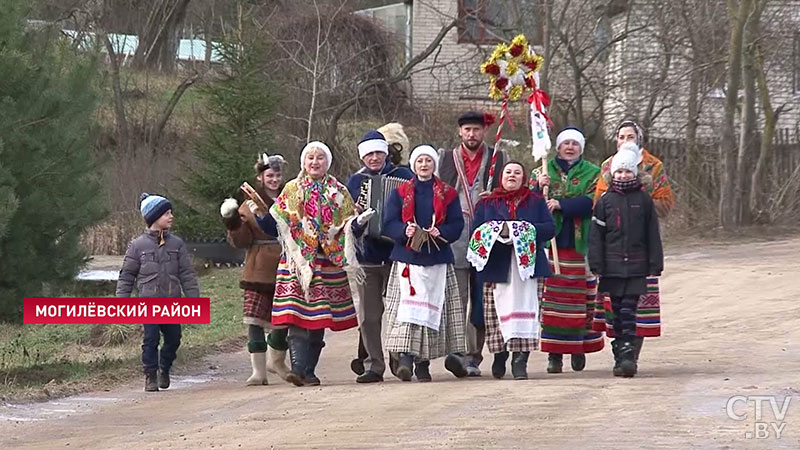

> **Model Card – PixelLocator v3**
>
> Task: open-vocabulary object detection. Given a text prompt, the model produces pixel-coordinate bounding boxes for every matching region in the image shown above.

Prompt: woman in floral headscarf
[251,141,374,387]
[468,161,555,380]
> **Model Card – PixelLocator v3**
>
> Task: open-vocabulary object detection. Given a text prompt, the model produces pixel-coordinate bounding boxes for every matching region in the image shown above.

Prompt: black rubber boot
[618,340,637,378]
[396,353,414,381]
[632,336,644,362]
[144,370,159,392]
[571,353,586,372]
[414,360,432,382]
[286,336,308,387]
[511,352,529,380]
[611,339,623,377]
[444,354,468,378]
[491,351,509,379]
[304,338,324,386]
[547,353,563,374]
[158,369,170,389]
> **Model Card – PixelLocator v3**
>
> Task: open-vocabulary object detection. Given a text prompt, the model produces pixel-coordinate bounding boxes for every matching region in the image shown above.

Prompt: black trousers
[142,324,182,372]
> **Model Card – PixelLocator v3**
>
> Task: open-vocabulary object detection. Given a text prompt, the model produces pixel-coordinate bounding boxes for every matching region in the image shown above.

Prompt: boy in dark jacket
[588,150,663,378]
[116,193,200,392]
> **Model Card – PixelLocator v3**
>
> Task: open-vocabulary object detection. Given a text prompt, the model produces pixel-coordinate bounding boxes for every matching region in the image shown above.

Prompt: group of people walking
[118,112,671,392]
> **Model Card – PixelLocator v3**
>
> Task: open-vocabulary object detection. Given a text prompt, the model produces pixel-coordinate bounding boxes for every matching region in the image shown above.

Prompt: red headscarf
[480,185,539,220]
[396,177,458,225]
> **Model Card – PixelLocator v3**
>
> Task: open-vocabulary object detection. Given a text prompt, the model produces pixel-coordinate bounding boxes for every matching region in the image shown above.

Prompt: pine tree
[174,19,279,239]
[0,0,105,321]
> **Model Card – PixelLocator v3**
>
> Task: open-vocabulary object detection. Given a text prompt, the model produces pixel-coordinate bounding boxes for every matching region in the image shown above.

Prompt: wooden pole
[540,157,561,275]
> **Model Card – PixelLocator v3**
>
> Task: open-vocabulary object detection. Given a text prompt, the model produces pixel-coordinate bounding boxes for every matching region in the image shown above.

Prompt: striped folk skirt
[593,277,661,338]
[383,262,466,361]
[540,247,605,354]
[272,254,358,331]
[484,284,538,353]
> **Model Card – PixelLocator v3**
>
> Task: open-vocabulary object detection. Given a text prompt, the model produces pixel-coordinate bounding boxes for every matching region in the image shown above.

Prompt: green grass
[0,267,245,402]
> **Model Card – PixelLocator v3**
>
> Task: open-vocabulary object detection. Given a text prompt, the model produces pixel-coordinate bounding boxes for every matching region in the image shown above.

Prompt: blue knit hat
[358,130,388,159]
[140,193,172,226]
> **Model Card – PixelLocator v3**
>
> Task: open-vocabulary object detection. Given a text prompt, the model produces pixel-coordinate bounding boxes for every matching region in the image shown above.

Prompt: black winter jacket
[588,184,664,278]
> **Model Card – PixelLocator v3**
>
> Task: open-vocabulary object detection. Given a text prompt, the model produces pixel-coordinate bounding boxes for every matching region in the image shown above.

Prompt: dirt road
[2,239,799,449]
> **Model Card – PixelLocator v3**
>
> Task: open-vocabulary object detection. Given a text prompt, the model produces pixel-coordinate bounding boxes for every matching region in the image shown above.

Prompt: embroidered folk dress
[260,174,361,331]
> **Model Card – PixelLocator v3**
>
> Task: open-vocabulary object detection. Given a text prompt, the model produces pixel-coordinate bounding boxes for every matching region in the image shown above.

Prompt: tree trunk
[749,41,780,220]
[734,0,763,225]
[686,55,700,215]
[103,34,131,153]
[718,0,752,229]
[132,0,192,73]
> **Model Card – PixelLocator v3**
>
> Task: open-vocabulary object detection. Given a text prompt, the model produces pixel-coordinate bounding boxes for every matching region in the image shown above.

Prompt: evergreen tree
[174,24,279,239]
[0,0,105,321]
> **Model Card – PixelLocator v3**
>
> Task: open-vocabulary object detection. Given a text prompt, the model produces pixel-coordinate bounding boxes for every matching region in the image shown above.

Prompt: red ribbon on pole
[528,89,552,126]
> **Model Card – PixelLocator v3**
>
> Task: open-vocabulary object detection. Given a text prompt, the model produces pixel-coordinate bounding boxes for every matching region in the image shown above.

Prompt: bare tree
[131,0,192,73]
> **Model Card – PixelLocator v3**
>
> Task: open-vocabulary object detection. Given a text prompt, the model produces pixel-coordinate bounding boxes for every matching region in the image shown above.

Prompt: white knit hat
[300,141,332,171]
[611,149,639,176]
[409,145,439,173]
[555,127,585,154]
[358,130,389,159]
[618,141,643,164]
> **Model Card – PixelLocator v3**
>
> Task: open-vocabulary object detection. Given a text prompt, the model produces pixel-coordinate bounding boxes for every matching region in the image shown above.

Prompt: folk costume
[593,121,675,363]
[435,110,507,376]
[221,153,290,385]
[382,145,467,382]
[589,149,664,377]
[529,127,604,374]
[468,179,555,380]
[345,130,414,383]
[258,141,362,387]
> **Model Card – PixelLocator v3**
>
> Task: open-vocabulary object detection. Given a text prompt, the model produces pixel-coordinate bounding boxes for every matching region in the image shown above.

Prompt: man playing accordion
[345,130,414,383]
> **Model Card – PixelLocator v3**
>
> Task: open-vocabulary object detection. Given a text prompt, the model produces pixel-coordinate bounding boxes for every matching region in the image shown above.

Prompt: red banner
[23,298,211,324]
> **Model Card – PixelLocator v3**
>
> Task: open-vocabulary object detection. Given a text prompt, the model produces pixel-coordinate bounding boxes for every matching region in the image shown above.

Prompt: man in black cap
[436,110,507,377]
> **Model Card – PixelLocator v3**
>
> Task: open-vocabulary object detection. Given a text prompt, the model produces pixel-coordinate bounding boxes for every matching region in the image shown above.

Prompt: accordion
[355,173,407,241]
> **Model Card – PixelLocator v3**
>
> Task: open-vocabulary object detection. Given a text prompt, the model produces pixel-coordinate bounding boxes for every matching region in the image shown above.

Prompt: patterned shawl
[529,158,599,256]
[269,173,360,290]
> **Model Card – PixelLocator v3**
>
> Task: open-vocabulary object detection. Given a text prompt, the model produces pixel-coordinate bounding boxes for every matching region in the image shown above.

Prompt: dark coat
[472,191,556,283]
[383,178,464,266]
[116,231,200,298]
[588,185,664,279]
[346,162,414,264]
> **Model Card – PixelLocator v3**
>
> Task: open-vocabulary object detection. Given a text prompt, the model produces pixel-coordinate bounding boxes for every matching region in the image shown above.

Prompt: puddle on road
[0,373,219,423]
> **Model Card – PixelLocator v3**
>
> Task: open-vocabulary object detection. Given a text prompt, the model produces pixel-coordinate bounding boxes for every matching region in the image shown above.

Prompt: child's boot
[246,352,268,386]
[145,370,159,392]
[158,369,171,389]
[266,346,289,381]
[611,339,623,377]
[632,336,644,361]
[618,340,638,378]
